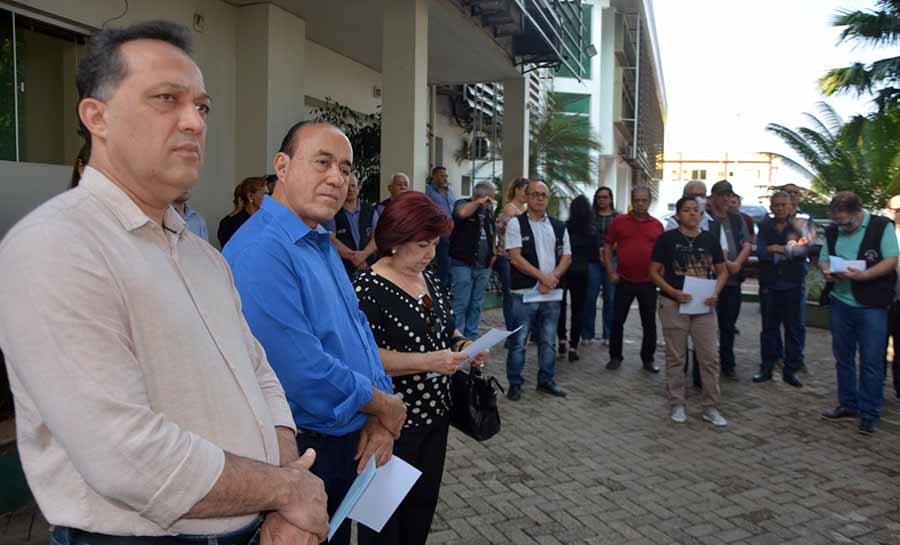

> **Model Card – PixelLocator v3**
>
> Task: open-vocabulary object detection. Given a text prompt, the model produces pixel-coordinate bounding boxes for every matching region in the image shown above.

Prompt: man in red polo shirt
[603,186,664,371]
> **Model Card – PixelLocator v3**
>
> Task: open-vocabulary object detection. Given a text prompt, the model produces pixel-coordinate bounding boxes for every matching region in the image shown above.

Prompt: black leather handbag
[449,368,503,441]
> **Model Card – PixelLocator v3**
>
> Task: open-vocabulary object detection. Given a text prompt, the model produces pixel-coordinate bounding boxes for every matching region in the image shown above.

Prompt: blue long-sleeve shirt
[224,196,393,436]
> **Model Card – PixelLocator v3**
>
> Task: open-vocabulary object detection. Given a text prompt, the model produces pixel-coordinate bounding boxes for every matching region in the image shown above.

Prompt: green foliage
[766,102,900,210]
[310,98,382,204]
[528,94,602,200]
[819,0,900,110]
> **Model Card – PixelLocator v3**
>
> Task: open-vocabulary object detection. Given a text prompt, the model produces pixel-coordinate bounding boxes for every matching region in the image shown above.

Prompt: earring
[392,249,397,255]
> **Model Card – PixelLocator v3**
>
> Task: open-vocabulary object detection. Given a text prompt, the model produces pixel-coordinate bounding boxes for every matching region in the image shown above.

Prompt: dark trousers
[717,285,742,372]
[435,237,450,286]
[296,428,361,545]
[609,281,657,363]
[358,417,450,545]
[887,301,900,395]
[557,270,588,349]
[760,286,803,376]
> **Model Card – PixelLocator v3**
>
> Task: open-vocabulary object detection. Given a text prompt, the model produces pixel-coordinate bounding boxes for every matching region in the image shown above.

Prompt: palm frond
[833,8,900,46]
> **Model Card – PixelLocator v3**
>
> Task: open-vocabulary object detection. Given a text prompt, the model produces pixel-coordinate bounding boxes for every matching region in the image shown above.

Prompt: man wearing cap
[708,180,752,380]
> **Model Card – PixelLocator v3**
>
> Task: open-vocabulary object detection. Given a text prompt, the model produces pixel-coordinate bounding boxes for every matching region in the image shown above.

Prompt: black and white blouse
[354,269,455,430]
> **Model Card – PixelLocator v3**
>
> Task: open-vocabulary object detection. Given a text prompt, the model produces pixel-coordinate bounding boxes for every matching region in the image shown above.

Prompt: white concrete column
[380,0,429,196]
[236,4,306,181]
[502,77,529,183]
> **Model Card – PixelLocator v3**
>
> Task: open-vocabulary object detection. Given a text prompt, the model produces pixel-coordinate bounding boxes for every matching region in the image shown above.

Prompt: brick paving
[430,302,900,545]
[4,302,900,545]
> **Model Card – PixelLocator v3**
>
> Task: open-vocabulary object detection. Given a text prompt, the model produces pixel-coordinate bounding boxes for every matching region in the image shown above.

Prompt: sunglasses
[419,293,442,337]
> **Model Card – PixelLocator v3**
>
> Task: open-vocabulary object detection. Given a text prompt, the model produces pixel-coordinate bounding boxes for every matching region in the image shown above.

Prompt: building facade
[0,0,588,239]
[651,151,813,218]
[551,0,666,211]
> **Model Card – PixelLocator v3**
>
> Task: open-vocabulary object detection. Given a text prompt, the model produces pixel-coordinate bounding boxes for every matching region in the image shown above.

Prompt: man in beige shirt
[0,21,327,545]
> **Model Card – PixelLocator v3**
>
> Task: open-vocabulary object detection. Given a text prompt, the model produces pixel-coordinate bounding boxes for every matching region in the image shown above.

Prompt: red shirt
[606,213,663,283]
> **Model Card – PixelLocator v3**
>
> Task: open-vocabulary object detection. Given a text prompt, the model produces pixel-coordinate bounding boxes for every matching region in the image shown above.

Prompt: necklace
[679,229,700,250]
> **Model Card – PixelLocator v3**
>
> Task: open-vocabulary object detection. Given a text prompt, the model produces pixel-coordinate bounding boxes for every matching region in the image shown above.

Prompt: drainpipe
[632,14,641,165]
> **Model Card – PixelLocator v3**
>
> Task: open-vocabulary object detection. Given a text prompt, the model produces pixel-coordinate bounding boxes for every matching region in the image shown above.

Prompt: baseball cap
[710,180,735,195]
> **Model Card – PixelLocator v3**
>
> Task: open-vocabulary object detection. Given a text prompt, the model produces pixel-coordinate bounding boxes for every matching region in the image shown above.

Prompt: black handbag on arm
[449,367,503,441]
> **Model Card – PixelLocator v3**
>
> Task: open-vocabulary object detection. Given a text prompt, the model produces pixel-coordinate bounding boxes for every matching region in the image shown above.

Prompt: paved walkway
[4,302,899,545]
[428,302,900,545]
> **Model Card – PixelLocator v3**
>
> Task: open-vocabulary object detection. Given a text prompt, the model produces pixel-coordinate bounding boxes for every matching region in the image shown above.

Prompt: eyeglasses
[528,192,548,200]
[419,293,442,337]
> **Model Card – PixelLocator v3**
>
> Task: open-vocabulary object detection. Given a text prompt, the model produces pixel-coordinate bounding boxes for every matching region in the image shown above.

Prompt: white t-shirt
[505,213,572,293]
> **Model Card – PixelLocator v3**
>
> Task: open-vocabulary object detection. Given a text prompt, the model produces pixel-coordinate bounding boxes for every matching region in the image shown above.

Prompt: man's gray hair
[631,185,652,200]
[683,180,707,197]
[473,181,496,197]
[391,172,409,184]
[770,190,789,202]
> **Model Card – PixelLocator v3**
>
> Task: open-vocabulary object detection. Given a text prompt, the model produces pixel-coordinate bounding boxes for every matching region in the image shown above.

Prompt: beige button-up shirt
[0,168,295,536]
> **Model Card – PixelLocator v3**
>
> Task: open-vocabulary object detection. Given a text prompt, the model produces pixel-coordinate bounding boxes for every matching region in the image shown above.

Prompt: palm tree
[819,0,900,109]
[766,102,900,210]
[528,94,602,199]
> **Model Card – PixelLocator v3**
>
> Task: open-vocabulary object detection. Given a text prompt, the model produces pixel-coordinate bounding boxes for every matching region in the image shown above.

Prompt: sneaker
[671,405,687,423]
[859,417,876,436]
[601,338,609,347]
[702,408,727,427]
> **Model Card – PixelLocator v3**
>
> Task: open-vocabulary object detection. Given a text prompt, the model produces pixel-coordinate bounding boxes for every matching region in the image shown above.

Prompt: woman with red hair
[354,191,487,545]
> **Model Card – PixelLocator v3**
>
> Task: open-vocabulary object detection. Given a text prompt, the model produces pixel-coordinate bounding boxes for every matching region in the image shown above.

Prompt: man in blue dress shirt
[224,120,405,545]
[426,166,456,285]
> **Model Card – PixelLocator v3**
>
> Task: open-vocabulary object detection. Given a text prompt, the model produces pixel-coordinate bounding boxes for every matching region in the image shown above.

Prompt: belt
[53,517,263,545]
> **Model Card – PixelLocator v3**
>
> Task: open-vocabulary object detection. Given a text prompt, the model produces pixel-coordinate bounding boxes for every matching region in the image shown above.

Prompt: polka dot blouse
[354,269,455,430]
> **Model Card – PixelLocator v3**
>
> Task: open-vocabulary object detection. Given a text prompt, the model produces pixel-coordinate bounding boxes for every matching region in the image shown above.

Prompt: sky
[651,0,885,164]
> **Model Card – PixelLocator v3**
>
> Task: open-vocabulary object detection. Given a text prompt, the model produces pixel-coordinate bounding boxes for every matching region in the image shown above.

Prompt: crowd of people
[1,18,900,545]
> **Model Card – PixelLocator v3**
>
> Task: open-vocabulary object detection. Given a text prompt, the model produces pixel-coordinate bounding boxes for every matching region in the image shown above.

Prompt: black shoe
[642,361,660,373]
[537,382,567,397]
[822,406,857,420]
[606,358,622,370]
[782,374,803,388]
[797,365,808,374]
[507,384,522,401]
[895,389,900,400]
[558,340,567,355]
[752,372,773,383]
[859,418,876,435]
[722,368,737,381]
[568,350,580,363]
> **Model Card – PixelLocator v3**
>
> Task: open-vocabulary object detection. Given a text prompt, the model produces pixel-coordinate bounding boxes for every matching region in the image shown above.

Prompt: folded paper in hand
[679,276,717,315]
[829,256,867,274]
[522,288,563,303]
[328,455,421,540]
[426,326,521,379]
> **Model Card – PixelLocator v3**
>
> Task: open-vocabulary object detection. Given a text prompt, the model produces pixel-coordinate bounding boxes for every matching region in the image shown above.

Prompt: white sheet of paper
[522,288,563,303]
[328,456,376,541]
[679,276,717,315]
[426,326,521,379]
[829,256,867,273]
[348,455,422,533]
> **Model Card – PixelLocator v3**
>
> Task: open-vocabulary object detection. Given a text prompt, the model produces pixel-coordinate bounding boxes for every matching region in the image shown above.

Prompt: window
[667,203,675,211]
[433,136,443,168]
[461,175,472,197]
[690,169,707,180]
[670,169,680,181]
[0,7,86,164]
[554,92,590,116]
[556,5,592,79]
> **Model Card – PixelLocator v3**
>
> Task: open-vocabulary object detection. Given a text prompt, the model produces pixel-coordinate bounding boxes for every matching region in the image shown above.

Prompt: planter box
[806,302,830,330]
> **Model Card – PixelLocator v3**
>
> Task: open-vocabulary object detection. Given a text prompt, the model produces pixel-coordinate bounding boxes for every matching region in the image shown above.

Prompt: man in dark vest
[376,172,409,215]
[753,191,806,388]
[326,174,379,279]
[707,180,752,380]
[504,180,572,401]
[449,181,497,339]
[820,191,899,435]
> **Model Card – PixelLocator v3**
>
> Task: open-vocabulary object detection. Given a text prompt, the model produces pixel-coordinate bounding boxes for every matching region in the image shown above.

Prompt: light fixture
[585,44,598,57]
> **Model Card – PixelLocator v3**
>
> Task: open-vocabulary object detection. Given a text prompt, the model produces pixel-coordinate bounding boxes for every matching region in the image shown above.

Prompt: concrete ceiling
[225,0,522,84]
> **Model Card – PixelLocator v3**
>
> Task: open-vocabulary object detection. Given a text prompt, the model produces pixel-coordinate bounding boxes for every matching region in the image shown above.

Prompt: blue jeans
[829,298,888,420]
[435,237,450,286]
[506,294,561,387]
[494,255,516,331]
[583,260,616,340]
[449,262,492,339]
[760,286,803,375]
